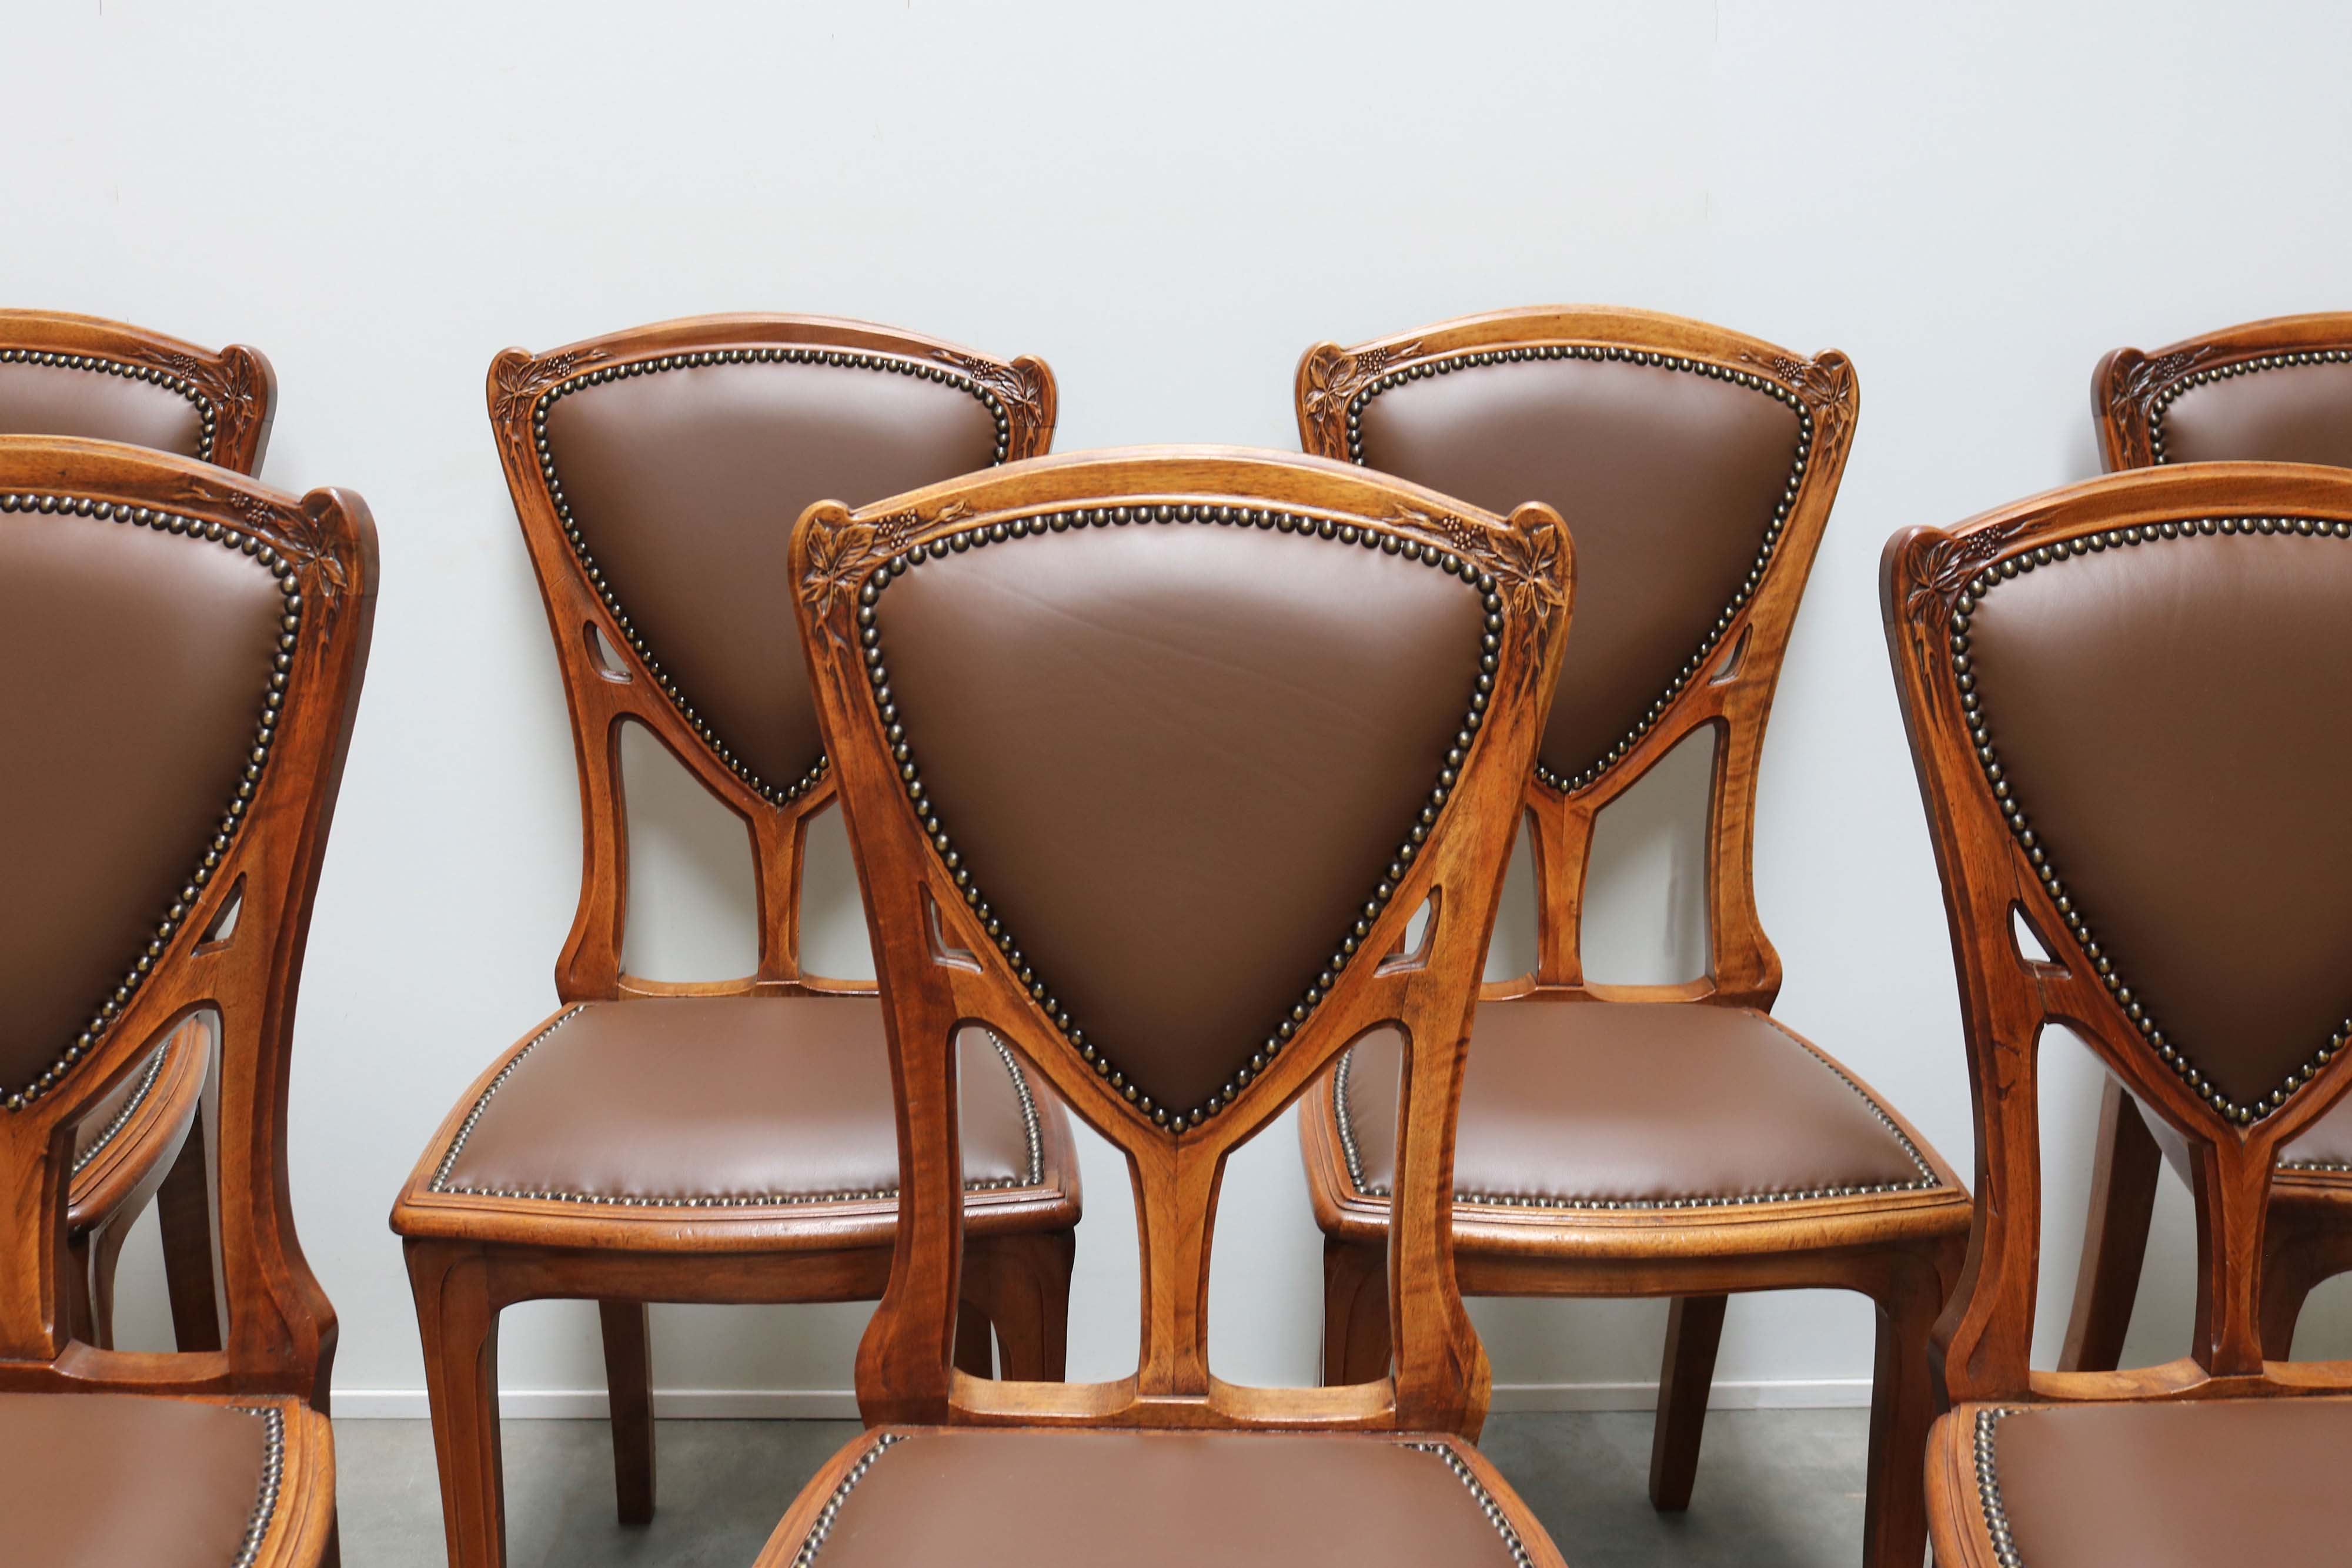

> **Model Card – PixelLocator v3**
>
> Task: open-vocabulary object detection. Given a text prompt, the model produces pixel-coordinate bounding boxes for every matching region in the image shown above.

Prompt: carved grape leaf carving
[936,353,1050,454]
[1739,348,1857,472]
[1299,340,1421,453]
[492,347,609,428]
[1389,504,1566,671]
[801,501,967,650]
[1902,518,2033,619]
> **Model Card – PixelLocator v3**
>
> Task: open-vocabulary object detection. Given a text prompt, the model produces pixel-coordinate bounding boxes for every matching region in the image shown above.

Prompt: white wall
[14,0,2352,1413]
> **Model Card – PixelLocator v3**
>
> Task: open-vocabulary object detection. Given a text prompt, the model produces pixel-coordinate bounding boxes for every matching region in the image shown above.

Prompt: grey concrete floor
[338,1409,1868,1566]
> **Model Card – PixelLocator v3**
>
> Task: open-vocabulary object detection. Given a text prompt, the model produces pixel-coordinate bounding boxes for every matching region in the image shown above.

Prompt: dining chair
[0,434,376,1567]
[754,444,1573,1567]
[1,310,281,1357]
[390,315,1082,1568]
[2054,312,2352,1373]
[1292,306,1972,1568]
[1883,459,2352,1565]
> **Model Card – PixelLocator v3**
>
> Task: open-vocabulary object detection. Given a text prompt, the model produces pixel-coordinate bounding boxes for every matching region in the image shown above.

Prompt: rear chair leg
[1648,1294,1727,1511]
[598,1300,656,1525]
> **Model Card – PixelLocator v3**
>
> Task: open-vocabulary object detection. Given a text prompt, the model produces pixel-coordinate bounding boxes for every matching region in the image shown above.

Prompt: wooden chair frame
[1882,462,2352,1566]
[3,311,281,1358]
[2060,313,2352,1373]
[0,436,376,1567]
[754,446,1572,1564]
[1293,306,1971,1568]
[391,315,1075,1568]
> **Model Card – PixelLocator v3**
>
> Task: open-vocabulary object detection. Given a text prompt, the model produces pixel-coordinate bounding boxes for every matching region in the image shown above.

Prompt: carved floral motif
[936,352,1050,456]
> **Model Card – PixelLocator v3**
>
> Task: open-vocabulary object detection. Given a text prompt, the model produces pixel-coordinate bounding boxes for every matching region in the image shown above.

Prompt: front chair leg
[1648,1294,1727,1511]
[1861,1249,1948,1568]
[598,1300,656,1525]
[407,1240,509,1568]
[2057,1076,2161,1372]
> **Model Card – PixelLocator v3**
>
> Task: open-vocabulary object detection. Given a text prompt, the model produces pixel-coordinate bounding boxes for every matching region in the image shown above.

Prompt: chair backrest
[485,315,1055,998]
[2096,312,2352,472]
[796,447,1569,1433]
[0,437,375,1401]
[1882,462,2352,1402]
[0,310,275,473]
[1297,307,1856,1007]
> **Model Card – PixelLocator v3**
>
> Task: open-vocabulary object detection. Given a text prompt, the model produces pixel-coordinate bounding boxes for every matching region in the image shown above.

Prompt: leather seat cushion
[1954,1398,2352,1566]
[1342,1001,1939,1207]
[432,996,1038,1203]
[784,1429,1536,1567]
[0,1394,275,1568]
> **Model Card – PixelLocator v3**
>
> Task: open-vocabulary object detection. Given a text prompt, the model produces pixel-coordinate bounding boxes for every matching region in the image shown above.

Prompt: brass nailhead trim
[1971,1407,2025,1568]
[1345,343,1813,794]
[230,1405,287,1568]
[429,1009,1044,1205]
[860,504,1499,1131]
[1,494,299,1112]
[528,346,1015,805]
[1332,1014,1940,1208]
[2149,347,2352,463]
[1949,517,2352,1125]
[792,1433,1534,1568]
[1400,1439,1539,1568]
[2281,1158,2352,1174]
[791,1430,906,1567]
[0,347,218,463]
[68,1035,173,1176]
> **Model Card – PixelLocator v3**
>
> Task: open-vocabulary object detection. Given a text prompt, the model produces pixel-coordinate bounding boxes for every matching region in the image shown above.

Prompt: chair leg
[1648,1293,1727,1511]
[953,1302,996,1378]
[2260,1212,2352,1359]
[597,1300,655,1526]
[964,1230,1075,1381]
[1319,1236,1392,1386]
[406,1241,508,1568]
[63,1225,99,1347]
[156,1110,225,1353]
[2057,1076,2161,1372]
[1861,1250,1945,1568]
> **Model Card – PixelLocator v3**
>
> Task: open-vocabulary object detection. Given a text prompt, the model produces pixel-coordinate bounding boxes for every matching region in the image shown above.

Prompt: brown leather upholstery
[876,521,1485,1118]
[1964,529,2352,1112]
[432,997,1038,1203]
[1950,1397,2352,1566]
[541,359,1001,788]
[2160,361,2352,467]
[0,360,206,459]
[1341,1001,1935,1205]
[0,1393,273,1568]
[1353,356,1799,784]
[0,507,283,1099]
[787,1429,1529,1567]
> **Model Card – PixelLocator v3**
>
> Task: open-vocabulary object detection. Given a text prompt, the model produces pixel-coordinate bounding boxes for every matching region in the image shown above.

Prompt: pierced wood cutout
[0,437,372,1470]
[794,447,1571,1432]
[483,315,1057,1002]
